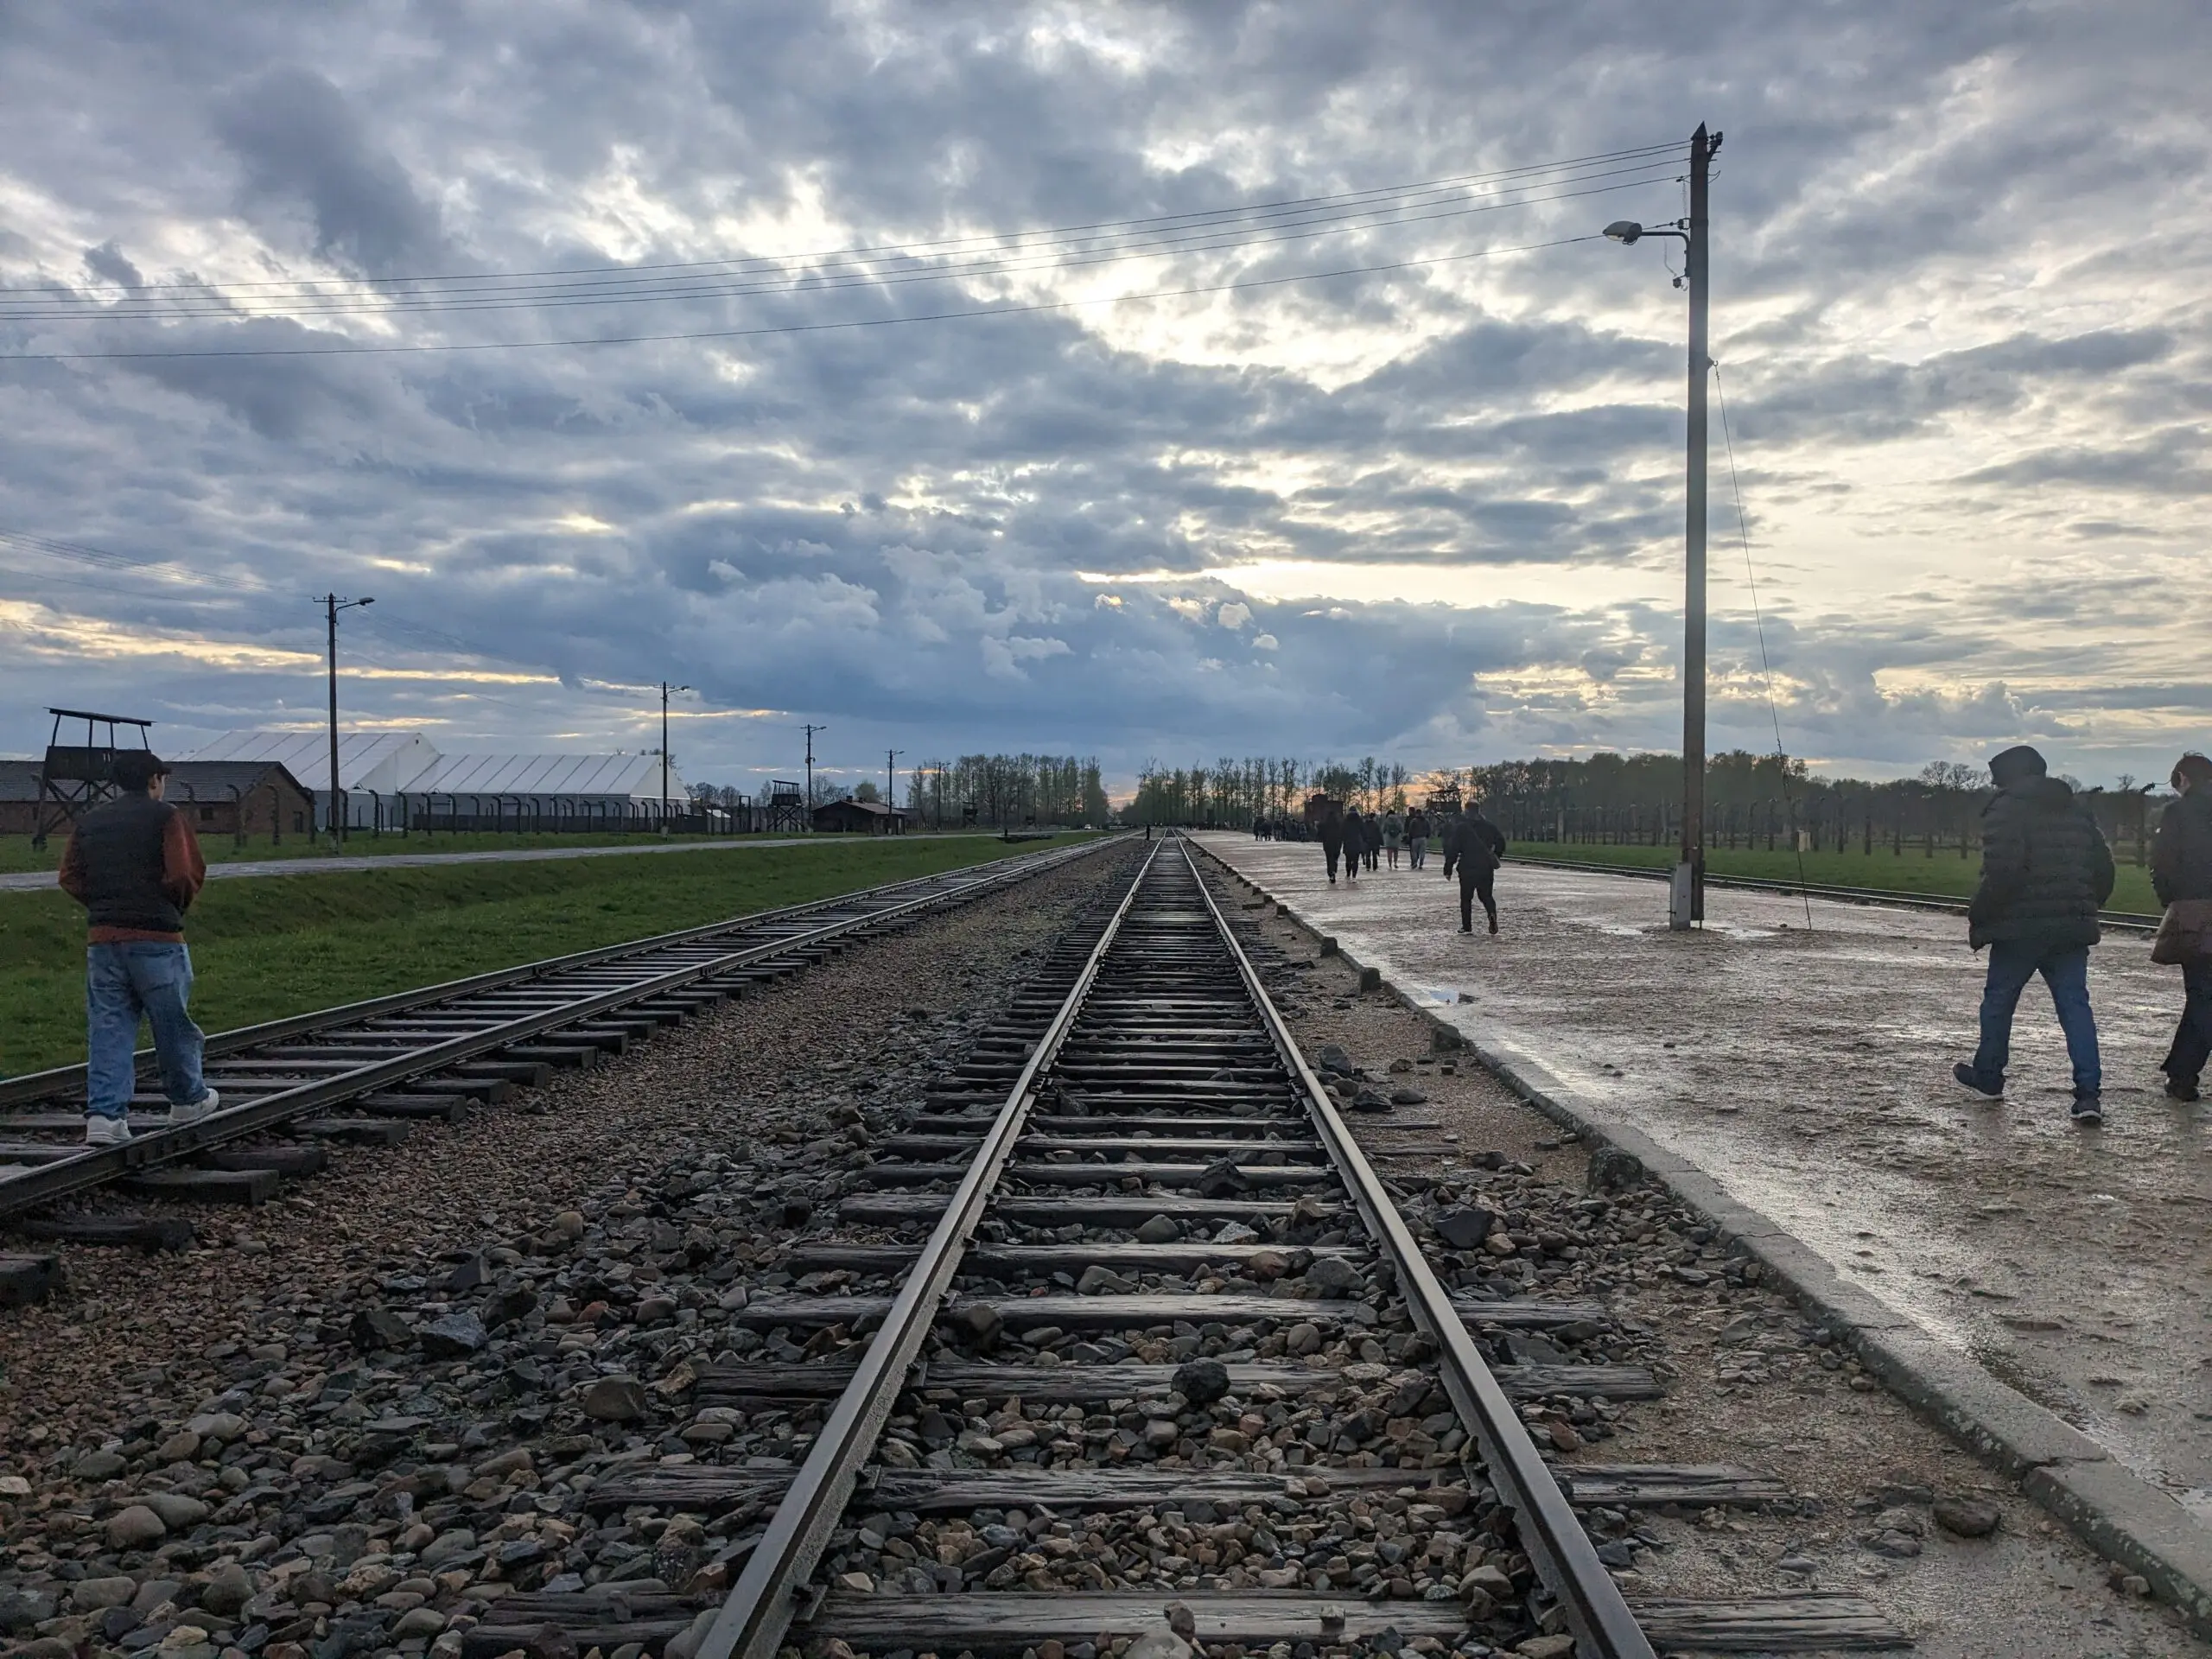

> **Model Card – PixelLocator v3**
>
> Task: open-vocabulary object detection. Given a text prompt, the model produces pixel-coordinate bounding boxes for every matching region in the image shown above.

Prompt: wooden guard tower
[764,779,807,834]
[31,707,156,849]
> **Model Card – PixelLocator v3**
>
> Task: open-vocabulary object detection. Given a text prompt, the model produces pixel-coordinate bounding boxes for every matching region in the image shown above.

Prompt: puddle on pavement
[1401,982,1461,1007]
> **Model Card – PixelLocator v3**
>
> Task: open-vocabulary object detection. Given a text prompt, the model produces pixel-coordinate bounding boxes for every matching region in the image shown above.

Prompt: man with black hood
[1446,798,1510,934]
[1955,744,2115,1122]
[1317,798,1348,885]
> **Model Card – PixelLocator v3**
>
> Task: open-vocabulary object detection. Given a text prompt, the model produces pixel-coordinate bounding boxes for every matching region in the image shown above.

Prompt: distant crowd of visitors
[1254,796,1510,935]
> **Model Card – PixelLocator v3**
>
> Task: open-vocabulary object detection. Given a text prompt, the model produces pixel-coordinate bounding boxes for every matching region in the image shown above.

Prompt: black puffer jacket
[1446,811,1507,874]
[2152,789,2212,906]
[1968,777,2115,950]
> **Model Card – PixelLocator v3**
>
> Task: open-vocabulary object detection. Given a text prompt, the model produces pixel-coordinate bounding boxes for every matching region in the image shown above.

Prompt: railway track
[503,837,1904,1659]
[0,836,1116,1247]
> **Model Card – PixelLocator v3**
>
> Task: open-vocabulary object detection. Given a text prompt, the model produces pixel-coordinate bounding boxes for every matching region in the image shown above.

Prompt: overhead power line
[4,231,1610,361]
[0,163,1677,324]
[1,140,1684,300]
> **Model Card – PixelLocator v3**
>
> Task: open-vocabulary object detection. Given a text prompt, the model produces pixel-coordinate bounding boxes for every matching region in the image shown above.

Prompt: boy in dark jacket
[1446,804,1509,933]
[2152,752,2212,1101]
[1955,745,2115,1122]
[57,752,219,1145]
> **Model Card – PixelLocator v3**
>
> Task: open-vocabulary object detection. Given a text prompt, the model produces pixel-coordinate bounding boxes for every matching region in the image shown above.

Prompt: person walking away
[1954,745,2114,1123]
[1440,807,1460,880]
[1318,799,1347,884]
[1361,809,1382,873]
[1341,807,1363,881]
[1406,808,1430,870]
[1447,800,1509,933]
[57,752,219,1146]
[1381,807,1405,870]
[2151,752,2212,1102]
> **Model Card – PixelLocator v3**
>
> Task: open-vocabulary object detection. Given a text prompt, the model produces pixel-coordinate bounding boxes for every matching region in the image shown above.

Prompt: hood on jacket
[2021,775,2075,811]
[1989,744,2048,791]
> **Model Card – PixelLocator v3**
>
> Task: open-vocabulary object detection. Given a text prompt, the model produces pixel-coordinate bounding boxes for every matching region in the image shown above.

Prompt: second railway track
[537,837,1907,1659]
[0,837,1115,1243]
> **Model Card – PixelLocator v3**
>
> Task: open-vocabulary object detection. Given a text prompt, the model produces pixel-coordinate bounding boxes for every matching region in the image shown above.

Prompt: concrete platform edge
[1197,840,2212,1641]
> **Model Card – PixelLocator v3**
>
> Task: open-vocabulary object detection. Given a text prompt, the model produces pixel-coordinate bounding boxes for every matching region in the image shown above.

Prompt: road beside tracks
[0,834,1037,894]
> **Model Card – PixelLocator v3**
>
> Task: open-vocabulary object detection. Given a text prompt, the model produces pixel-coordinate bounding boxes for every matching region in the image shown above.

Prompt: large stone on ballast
[580,1376,646,1421]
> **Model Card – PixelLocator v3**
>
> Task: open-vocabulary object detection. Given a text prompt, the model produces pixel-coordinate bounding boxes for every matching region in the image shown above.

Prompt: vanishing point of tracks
[555,836,1905,1659]
[0,838,1109,1252]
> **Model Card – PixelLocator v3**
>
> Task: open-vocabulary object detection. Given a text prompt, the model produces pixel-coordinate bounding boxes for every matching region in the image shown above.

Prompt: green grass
[0,836,1094,1079]
[1508,841,2162,915]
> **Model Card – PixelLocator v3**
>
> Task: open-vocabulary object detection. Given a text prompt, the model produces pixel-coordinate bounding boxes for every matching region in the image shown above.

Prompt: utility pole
[886,748,902,815]
[1675,122,1718,931]
[322,593,373,844]
[1602,123,1720,931]
[803,722,827,818]
[659,681,690,827]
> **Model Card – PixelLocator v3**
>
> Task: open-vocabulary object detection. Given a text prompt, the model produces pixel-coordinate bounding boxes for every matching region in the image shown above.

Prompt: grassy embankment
[1508,841,2163,916]
[0,829,1011,875]
[0,835,1092,1078]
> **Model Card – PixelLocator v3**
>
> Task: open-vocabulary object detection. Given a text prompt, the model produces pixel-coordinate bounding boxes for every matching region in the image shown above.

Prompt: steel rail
[698,836,1164,1659]
[0,837,1119,1109]
[1180,839,1657,1658]
[1504,851,2160,931]
[0,837,1120,1223]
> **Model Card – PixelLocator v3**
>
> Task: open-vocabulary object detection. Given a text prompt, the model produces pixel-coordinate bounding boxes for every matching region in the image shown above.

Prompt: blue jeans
[1971,940,2100,1095]
[86,942,207,1120]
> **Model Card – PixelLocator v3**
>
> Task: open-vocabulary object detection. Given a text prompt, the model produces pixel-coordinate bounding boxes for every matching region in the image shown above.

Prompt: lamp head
[1603,219,1644,245]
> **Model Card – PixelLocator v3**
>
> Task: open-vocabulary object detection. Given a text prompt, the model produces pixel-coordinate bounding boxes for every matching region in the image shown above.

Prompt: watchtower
[1422,782,1463,817]
[31,707,156,849]
[765,779,807,834]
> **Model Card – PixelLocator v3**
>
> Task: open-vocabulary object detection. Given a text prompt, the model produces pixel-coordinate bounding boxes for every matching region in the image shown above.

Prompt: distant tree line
[1123,757,1421,827]
[906,753,1112,830]
[1121,748,2171,864]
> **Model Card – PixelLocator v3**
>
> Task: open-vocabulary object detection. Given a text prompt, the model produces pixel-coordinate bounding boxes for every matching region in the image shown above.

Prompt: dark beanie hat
[112,751,169,791]
[1988,745,2048,788]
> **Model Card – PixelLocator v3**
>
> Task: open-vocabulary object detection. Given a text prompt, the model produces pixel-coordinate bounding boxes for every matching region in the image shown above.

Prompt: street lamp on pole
[660,681,690,828]
[322,594,373,845]
[886,748,903,817]
[803,723,827,821]
[1603,121,1720,931]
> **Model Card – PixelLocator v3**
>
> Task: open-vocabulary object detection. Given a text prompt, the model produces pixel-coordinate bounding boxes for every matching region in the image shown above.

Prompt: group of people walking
[1957,745,2212,1125]
[1308,796,1510,933]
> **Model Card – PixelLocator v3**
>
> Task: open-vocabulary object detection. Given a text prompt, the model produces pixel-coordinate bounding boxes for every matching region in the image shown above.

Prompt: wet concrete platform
[1199,833,2212,1522]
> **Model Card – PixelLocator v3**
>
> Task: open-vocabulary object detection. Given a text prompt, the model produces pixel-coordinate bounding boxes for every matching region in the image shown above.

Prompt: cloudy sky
[1,1,2206,796]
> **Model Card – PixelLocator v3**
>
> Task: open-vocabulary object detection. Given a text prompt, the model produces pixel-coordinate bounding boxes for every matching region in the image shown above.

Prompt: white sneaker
[170,1088,219,1125]
[84,1116,133,1147]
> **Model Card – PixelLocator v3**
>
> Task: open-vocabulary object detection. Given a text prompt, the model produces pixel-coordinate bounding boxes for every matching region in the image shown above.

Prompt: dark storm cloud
[0,0,2205,786]
[1955,427,2212,495]
[82,241,144,289]
[211,67,446,276]
[1726,327,2178,447]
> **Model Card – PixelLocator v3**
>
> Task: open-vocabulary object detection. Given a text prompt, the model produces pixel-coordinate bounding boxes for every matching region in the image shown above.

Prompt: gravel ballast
[0,849,1138,1659]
